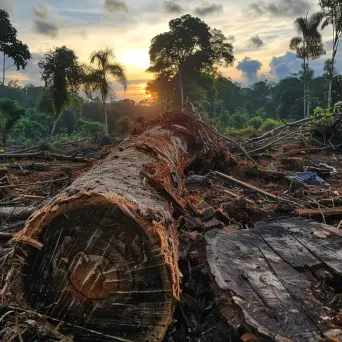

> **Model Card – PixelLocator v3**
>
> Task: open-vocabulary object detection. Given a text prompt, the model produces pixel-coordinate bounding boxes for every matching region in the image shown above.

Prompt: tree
[36,88,56,135]
[148,15,234,106]
[116,116,134,136]
[319,0,342,108]
[290,12,325,117]
[38,46,84,136]
[0,9,31,85]
[0,98,25,145]
[83,48,127,135]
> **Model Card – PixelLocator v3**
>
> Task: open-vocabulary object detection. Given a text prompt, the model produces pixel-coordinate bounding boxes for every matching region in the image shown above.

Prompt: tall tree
[0,98,25,145]
[83,48,127,135]
[0,9,31,85]
[148,15,234,106]
[290,12,325,117]
[38,46,84,136]
[319,0,342,108]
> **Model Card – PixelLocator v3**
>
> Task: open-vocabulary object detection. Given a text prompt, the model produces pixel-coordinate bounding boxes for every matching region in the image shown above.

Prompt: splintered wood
[10,125,198,342]
[205,218,342,342]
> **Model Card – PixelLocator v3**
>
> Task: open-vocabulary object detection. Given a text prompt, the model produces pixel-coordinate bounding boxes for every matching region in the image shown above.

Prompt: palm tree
[319,0,342,108]
[84,48,127,135]
[290,13,325,117]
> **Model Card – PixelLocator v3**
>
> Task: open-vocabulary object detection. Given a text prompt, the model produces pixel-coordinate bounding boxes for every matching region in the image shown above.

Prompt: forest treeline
[0,0,341,145]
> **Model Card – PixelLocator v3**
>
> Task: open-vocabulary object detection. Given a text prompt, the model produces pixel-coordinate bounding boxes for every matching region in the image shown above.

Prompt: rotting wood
[8,121,225,342]
[205,218,342,342]
[281,157,304,171]
[0,207,35,220]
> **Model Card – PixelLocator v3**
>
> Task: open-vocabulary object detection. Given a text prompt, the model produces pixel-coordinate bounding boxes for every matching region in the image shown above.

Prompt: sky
[1,0,339,100]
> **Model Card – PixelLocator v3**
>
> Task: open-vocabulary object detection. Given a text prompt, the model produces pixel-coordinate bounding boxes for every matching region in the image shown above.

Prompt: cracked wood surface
[205,218,342,342]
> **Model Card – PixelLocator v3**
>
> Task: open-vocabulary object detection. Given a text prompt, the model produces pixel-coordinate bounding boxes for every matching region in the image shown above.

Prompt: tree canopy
[0,9,31,84]
[0,98,26,144]
[38,46,84,135]
[83,48,127,134]
[148,14,234,105]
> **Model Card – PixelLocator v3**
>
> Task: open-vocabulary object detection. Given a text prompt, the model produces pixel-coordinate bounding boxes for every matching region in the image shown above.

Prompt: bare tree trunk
[304,81,307,118]
[104,101,109,135]
[328,79,333,108]
[50,119,58,137]
[307,81,310,118]
[179,69,184,107]
[2,52,5,85]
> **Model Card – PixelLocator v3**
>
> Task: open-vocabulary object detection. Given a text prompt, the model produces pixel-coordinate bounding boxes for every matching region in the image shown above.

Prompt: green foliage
[38,46,83,125]
[115,116,134,136]
[248,116,264,129]
[0,9,31,83]
[260,118,282,132]
[231,108,248,129]
[76,118,105,137]
[38,140,52,152]
[148,14,234,105]
[0,98,26,144]
[83,48,127,134]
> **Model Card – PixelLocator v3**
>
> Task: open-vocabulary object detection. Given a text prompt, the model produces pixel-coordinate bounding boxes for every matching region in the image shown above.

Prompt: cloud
[269,51,301,79]
[227,35,235,42]
[161,1,184,14]
[0,0,15,16]
[104,0,129,13]
[236,57,262,83]
[194,3,223,17]
[249,0,311,17]
[247,35,264,48]
[32,4,49,17]
[32,5,59,38]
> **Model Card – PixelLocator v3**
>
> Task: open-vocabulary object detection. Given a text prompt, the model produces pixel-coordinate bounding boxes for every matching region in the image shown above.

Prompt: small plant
[260,118,282,132]
[38,140,52,152]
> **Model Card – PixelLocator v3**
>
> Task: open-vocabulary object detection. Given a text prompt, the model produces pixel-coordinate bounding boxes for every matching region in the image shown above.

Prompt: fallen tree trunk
[9,124,204,342]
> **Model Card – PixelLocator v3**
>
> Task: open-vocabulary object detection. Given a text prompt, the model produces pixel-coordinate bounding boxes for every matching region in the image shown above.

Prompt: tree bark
[303,70,307,118]
[179,69,184,107]
[104,101,109,135]
[2,52,5,85]
[11,124,196,341]
[307,80,310,118]
[50,119,58,137]
[328,79,333,108]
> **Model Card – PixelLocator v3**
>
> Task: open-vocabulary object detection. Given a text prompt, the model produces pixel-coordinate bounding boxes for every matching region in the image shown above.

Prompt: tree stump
[281,157,304,172]
[11,125,195,341]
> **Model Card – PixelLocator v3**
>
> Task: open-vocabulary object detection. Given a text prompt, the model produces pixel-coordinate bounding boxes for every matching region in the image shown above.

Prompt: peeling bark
[11,124,199,341]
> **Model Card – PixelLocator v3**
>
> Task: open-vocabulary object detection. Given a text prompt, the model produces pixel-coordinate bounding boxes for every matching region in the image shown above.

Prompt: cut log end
[13,196,175,341]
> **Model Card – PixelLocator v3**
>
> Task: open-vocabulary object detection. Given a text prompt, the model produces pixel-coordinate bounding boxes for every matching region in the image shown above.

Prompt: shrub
[76,119,105,137]
[248,116,263,130]
[260,118,282,132]
[115,116,134,136]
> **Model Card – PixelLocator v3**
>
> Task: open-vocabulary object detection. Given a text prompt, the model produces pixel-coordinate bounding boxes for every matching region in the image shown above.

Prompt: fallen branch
[295,207,342,217]
[0,177,69,189]
[1,163,50,171]
[213,171,304,208]
[0,151,91,162]
[0,207,35,220]
[246,117,317,144]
